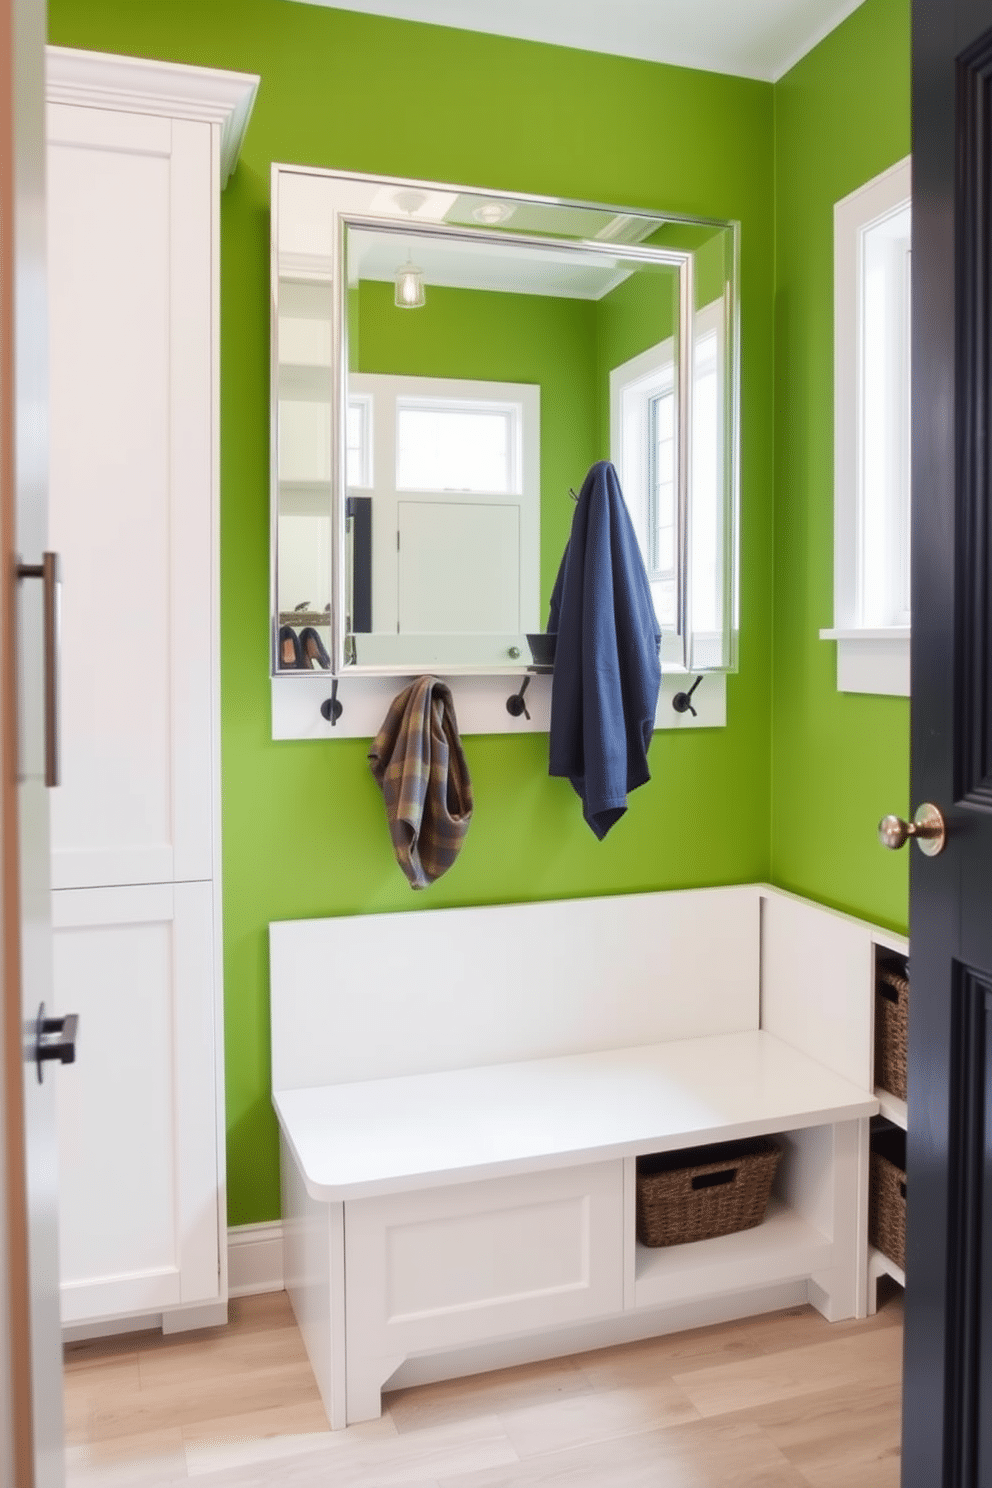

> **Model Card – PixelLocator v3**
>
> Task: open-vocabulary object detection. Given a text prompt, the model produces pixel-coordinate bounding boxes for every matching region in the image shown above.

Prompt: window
[648,387,677,587]
[612,341,679,638]
[395,401,521,494]
[347,394,372,489]
[610,297,734,673]
[861,206,911,627]
[823,157,911,696]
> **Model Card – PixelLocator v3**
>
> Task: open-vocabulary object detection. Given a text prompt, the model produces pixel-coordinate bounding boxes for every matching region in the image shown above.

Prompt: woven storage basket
[636,1136,782,1248]
[875,961,909,1100]
[869,1126,907,1270]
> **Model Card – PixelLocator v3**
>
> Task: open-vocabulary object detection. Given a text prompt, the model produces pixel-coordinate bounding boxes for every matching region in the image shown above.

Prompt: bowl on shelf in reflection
[525,632,557,669]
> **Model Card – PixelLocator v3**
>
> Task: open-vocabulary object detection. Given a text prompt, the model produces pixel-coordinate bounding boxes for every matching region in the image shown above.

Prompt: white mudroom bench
[270,884,902,1429]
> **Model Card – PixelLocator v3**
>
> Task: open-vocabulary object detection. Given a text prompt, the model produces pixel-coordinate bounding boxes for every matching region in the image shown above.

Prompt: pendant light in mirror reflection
[394,256,426,308]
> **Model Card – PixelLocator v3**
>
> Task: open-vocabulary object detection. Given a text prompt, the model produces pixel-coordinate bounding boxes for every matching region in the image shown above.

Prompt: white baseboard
[161,1300,228,1334]
[62,1224,285,1341]
[227,1220,285,1297]
[62,1313,164,1344]
[62,1301,229,1343]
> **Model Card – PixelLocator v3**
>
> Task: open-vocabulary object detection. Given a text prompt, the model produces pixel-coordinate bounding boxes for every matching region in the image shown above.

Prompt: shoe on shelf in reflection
[279,624,305,669]
[299,625,331,669]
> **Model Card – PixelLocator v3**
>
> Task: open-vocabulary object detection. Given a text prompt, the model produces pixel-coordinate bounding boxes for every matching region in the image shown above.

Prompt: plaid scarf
[368,677,473,889]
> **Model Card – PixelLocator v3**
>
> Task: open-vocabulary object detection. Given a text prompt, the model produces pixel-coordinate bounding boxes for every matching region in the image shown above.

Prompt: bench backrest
[269,886,759,1092]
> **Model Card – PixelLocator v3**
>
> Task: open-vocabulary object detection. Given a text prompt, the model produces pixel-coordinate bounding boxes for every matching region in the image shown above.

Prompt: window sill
[819,628,910,697]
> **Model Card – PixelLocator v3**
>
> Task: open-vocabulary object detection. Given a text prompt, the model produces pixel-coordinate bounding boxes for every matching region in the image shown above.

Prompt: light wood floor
[63,1284,904,1488]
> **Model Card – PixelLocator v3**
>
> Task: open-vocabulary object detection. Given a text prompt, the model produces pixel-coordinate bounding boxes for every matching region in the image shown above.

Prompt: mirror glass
[272,170,738,676]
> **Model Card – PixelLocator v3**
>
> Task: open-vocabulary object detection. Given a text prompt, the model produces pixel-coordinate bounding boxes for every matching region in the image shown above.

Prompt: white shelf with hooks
[270,668,726,739]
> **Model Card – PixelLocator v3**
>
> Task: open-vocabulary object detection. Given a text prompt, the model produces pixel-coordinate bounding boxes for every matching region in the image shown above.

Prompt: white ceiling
[285,0,867,83]
[348,226,652,298]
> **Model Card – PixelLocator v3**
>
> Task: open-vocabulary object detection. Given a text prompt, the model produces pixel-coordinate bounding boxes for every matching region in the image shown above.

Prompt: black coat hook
[672,675,704,718]
[506,675,532,721]
[320,678,343,726]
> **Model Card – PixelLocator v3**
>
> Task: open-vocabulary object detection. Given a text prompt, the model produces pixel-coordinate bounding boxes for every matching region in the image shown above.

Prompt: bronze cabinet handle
[17,551,61,788]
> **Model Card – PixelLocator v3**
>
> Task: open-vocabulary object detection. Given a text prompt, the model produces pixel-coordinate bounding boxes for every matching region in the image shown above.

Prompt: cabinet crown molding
[46,46,259,187]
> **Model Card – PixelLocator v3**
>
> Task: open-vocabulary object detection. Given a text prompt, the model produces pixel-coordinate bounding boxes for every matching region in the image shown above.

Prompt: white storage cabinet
[45,48,258,1331]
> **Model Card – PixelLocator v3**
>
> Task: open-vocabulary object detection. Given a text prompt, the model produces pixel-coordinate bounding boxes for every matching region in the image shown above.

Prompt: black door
[905,4,992,1483]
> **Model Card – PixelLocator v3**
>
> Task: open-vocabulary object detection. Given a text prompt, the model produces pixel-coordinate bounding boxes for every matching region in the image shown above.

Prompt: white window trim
[346,391,373,490]
[609,337,684,669]
[610,298,733,675]
[823,155,911,697]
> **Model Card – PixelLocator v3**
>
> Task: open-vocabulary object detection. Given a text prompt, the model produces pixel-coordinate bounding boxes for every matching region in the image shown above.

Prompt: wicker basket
[875,960,909,1100]
[869,1126,906,1270]
[636,1136,782,1248]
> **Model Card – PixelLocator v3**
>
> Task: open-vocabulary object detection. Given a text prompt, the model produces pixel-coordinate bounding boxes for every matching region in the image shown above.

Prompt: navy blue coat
[547,461,662,838]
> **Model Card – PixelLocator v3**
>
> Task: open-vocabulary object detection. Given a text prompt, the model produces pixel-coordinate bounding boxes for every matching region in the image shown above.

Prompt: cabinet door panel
[397,500,521,634]
[345,1162,623,1364]
[52,881,220,1323]
[46,103,214,889]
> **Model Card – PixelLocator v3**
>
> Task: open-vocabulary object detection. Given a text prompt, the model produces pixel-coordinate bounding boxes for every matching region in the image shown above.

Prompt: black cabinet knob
[34,1002,78,1082]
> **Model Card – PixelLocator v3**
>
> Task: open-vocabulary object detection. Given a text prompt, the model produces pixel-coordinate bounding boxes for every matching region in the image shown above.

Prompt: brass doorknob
[878,802,946,857]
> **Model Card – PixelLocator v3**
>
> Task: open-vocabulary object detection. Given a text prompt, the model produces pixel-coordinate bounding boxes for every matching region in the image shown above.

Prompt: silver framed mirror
[271,166,739,678]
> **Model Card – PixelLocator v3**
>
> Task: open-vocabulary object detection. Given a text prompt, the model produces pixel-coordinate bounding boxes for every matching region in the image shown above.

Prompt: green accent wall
[772,0,910,934]
[45,0,896,1228]
[596,265,679,374]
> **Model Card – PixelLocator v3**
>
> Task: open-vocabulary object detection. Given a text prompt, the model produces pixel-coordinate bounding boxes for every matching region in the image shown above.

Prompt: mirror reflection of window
[611,339,679,639]
[347,395,372,489]
[396,403,520,495]
[648,387,676,587]
[611,297,729,671]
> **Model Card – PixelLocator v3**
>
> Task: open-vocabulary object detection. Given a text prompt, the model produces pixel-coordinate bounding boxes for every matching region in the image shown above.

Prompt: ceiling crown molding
[45,46,260,187]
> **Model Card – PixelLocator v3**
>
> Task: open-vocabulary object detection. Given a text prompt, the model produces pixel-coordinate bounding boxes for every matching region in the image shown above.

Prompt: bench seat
[274,1029,878,1202]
